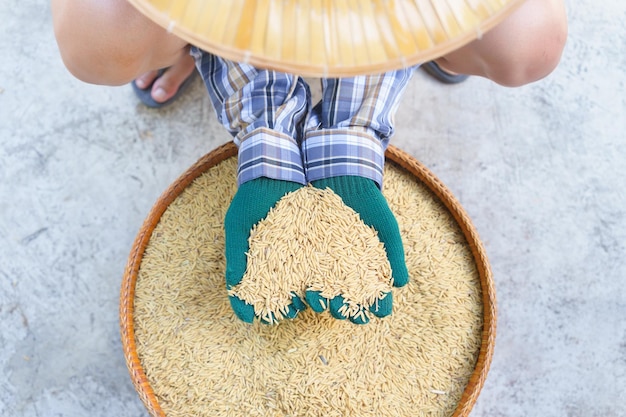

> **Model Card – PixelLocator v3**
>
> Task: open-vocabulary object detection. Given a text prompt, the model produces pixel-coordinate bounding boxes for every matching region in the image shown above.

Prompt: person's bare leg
[51,0,188,86]
[435,0,568,86]
[133,50,196,104]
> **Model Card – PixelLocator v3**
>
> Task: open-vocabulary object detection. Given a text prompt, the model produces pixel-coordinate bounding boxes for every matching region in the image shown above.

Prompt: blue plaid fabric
[303,72,414,188]
[192,49,310,185]
[192,47,415,188]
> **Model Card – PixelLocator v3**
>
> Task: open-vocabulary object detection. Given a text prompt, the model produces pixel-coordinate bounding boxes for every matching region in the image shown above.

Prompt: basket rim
[119,142,496,417]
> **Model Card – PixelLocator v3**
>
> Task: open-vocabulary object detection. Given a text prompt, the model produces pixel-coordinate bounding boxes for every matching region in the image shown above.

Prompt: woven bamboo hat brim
[127,0,524,77]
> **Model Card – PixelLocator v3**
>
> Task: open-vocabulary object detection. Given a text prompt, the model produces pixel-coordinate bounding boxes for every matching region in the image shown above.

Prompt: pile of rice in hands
[229,185,393,323]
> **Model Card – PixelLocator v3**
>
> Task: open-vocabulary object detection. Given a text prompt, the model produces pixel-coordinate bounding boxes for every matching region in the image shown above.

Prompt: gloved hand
[306,175,408,324]
[224,177,307,323]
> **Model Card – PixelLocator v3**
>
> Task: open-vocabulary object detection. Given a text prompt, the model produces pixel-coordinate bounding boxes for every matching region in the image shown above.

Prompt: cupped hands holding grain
[229,182,401,324]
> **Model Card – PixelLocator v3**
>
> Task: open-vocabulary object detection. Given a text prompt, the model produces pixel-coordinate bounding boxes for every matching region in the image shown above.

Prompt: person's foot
[421,61,469,84]
[132,53,197,107]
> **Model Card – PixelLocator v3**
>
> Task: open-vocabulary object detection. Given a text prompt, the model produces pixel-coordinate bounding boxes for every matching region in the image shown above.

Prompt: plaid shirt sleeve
[192,48,310,186]
[302,69,415,189]
[193,47,415,188]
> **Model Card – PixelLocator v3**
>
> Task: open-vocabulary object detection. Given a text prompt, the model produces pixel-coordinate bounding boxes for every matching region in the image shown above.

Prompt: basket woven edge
[385,145,496,417]
[119,142,496,417]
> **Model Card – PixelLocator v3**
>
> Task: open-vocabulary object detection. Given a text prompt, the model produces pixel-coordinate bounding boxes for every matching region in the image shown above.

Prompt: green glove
[306,176,408,324]
[224,177,306,323]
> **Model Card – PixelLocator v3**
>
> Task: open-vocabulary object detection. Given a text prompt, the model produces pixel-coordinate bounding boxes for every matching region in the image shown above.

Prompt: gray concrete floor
[1,0,625,416]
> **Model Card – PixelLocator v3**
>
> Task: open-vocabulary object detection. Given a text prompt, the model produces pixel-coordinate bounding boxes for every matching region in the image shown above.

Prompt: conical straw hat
[127,0,524,77]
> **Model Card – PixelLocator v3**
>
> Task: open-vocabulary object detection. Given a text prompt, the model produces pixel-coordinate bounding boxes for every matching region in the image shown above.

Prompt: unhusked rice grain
[229,186,392,322]
[134,157,484,417]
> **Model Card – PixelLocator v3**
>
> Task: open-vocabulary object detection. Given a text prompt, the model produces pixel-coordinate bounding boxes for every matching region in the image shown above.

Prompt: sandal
[131,68,197,108]
[421,61,469,84]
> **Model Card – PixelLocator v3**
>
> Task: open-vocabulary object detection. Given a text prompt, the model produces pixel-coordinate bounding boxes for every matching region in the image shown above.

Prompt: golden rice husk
[133,157,483,417]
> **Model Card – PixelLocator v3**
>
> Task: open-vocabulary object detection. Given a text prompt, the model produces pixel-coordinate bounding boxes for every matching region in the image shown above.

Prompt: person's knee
[491,25,567,87]
[52,1,146,85]
[55,34,143,86]
[486,0,568,87]
[52,0,188,86]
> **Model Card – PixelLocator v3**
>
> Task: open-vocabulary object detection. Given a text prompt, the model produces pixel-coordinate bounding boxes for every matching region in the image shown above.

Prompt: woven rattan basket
[126,0,524,77]
[120,142,496,417]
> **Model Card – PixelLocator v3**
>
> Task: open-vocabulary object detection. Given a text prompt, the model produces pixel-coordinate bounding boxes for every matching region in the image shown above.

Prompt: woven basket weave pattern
[119,143,496,417]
